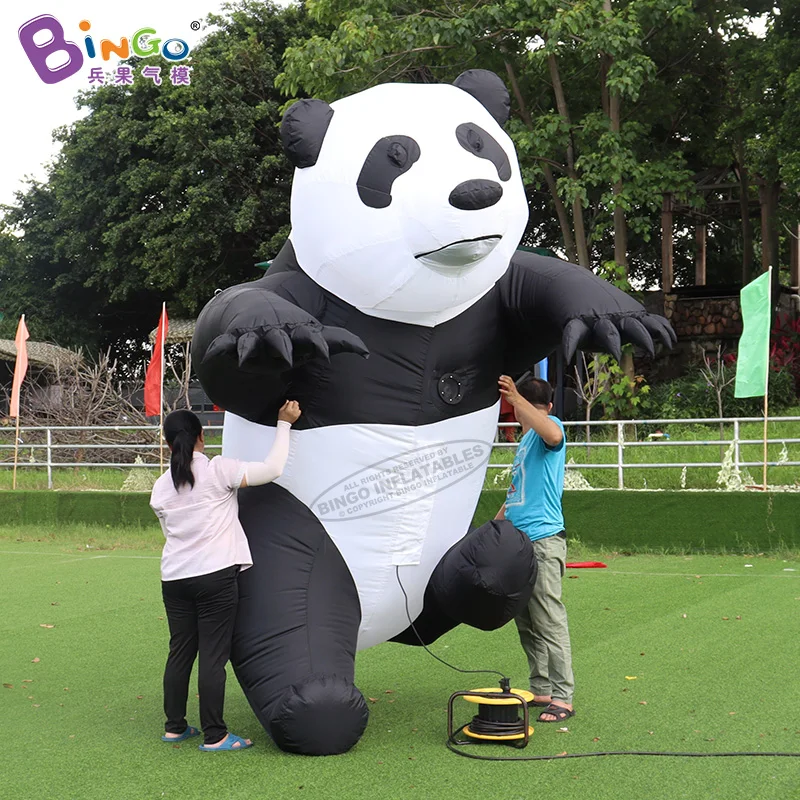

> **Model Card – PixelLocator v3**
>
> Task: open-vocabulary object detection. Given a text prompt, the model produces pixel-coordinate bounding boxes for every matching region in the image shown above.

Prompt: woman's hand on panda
[201,289,369,372]
[277,400,301,424]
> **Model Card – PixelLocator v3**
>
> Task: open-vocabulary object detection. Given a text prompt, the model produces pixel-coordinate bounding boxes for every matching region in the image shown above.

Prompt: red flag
[10,315,29,419]
[144,305,168,417]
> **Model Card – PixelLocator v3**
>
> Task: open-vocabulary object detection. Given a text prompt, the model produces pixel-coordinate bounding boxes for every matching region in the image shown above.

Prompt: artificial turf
[2,534,800,800]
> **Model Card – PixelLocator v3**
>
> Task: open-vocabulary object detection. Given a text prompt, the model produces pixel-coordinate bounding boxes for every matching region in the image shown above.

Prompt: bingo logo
[18,15,191,85]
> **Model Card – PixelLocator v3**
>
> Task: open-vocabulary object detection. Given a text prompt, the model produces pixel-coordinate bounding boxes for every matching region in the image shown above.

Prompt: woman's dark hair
[163,410,203,490]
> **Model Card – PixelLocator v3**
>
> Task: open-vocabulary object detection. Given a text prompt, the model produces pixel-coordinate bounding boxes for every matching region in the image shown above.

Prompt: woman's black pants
[161,565,239,745]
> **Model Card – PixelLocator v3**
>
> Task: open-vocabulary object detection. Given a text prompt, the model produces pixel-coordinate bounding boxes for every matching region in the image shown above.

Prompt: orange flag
[10,315,29,419]
[144,304,169,417]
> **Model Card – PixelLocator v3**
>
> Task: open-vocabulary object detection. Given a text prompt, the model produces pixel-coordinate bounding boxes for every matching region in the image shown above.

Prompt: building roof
[148,318,195,345]
[0,339,82,369]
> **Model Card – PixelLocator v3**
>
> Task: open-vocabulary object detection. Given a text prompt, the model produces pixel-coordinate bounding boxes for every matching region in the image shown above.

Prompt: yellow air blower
[448,679,533,749]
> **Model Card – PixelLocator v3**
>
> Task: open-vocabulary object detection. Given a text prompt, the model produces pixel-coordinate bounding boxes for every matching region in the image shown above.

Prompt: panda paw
[204,323,368,370]
[201,295,368,371]
[563,312,676,363]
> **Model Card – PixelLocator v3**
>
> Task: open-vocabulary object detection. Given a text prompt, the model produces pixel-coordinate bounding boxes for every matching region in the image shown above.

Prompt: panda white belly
[222,402,501,650]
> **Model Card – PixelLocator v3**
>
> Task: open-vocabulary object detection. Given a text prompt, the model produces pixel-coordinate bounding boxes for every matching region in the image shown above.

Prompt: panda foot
[270,674,369,755]
[430,520,535,630]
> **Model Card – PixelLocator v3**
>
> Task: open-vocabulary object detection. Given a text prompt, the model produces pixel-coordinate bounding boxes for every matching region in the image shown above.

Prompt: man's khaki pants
[514,533,575,704]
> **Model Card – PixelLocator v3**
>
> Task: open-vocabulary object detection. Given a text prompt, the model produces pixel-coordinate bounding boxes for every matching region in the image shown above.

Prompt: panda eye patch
[456,123,511,182]
[357,135,421,209]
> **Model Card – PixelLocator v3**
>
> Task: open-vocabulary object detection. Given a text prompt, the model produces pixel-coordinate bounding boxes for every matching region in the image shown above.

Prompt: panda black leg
[391,520,536,646]
[234,483,369,755]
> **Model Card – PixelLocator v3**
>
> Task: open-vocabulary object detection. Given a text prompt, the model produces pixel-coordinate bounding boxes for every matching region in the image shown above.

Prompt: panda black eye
[357,135,421,209]
[456,122,511,182]
[388,142,408,167]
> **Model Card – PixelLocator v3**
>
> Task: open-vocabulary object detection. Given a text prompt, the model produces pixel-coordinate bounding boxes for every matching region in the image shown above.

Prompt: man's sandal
[537,703,576,723]
[198,733,252,751]
[161,726,200,742]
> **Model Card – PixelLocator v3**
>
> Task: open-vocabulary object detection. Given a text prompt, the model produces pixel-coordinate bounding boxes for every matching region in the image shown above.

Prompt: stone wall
[663,294,742,339]
[638,290,743,381]
[637,288,797,381]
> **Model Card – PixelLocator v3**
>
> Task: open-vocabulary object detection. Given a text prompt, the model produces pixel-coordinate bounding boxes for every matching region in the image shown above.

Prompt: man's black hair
[517,376,553,408]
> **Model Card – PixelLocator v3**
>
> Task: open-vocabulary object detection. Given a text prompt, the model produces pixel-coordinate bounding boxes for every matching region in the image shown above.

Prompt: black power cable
[395,566,508,686]
[446,731,800,761]
[395,567,800,762]
[464,705,526,738]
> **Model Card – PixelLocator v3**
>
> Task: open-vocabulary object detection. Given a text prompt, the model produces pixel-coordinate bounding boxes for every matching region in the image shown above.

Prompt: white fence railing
[0,417,798,490]
[494,416,800,489]
[0,425,224,489]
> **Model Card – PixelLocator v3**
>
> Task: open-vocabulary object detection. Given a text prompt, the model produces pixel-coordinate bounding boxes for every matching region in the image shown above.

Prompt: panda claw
[261,328,294,368]
[290,325,331,362]
[323,327,370,358]
[641,315,675,349]
[619,316,655,357]
[562,318,592,364]
[204,333,238,363]
[237,331,264,368]
[592,318,622,363]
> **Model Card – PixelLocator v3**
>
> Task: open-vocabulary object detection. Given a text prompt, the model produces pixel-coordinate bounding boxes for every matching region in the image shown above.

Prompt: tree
[754,2,800,287]
[1,1,323,356]
[278,0,697,288]
[573,351,604,446]
[704,3,781,286]
[11,349,152,469]
[698,343,736,456]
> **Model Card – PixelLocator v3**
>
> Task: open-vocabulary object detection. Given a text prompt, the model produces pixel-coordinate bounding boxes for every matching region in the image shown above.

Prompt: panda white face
[285,78,529,326]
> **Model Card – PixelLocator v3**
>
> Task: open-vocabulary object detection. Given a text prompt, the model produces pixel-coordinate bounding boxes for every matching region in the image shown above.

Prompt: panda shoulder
[509,250,564,271]
[254,265,327,318]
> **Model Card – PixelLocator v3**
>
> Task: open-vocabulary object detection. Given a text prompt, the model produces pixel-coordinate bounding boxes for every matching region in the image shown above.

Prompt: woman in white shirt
[150,400,300,751]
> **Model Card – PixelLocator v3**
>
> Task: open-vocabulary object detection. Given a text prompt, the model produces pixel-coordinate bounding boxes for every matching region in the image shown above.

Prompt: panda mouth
[414,235,502,273]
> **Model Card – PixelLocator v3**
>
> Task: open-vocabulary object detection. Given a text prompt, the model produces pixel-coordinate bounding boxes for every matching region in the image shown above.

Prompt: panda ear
[280,99,334,168]
[453,70,510,126]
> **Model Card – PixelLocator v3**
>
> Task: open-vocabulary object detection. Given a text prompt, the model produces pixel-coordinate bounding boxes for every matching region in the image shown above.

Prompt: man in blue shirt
[495,374,575,723]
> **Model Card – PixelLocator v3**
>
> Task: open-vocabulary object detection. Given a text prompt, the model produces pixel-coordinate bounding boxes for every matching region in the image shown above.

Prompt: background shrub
[644,367,795,420]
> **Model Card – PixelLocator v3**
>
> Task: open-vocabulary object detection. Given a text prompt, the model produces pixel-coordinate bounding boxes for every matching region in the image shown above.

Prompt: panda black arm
[192,271,369,424]
[497,251,676,373]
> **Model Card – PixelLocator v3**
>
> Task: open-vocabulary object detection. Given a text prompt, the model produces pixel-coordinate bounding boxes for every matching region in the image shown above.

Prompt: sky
[0,1,292,211]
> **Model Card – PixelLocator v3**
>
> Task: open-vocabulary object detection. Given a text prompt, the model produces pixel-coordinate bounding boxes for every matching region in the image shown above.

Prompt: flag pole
[762,267,772,490]
[12,408,21,490]
[12,314,25,490]
[159,302,166,471]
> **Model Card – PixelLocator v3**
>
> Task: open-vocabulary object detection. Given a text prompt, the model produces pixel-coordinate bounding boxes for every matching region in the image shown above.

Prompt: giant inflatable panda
[192,69,675,756]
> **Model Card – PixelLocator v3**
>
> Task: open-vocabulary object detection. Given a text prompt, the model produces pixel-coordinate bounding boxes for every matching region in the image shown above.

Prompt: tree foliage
[278,0,700,285]
[2,0,799,361]
[0,1,321,354]
[279,0,796,290]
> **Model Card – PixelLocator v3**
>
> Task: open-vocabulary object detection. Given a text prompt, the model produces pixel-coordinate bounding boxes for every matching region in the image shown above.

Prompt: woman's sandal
[161,726,200,742]
[537,703,576,723]
[198,733,252,751]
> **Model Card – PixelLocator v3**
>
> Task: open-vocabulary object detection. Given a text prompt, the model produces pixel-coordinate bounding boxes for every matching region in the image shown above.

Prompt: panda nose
[448,179,503,210]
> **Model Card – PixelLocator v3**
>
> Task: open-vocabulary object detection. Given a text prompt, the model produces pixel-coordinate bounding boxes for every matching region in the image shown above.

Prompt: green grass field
[3,527,800,800]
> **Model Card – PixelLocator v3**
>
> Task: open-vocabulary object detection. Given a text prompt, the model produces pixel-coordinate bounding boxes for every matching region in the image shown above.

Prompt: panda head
[281,70,528,326]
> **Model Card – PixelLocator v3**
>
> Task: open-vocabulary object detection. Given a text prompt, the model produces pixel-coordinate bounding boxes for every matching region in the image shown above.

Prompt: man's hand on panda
[201,290,369,372]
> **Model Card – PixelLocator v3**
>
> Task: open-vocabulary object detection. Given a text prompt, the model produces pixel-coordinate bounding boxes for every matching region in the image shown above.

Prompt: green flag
[734,269,772,398]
